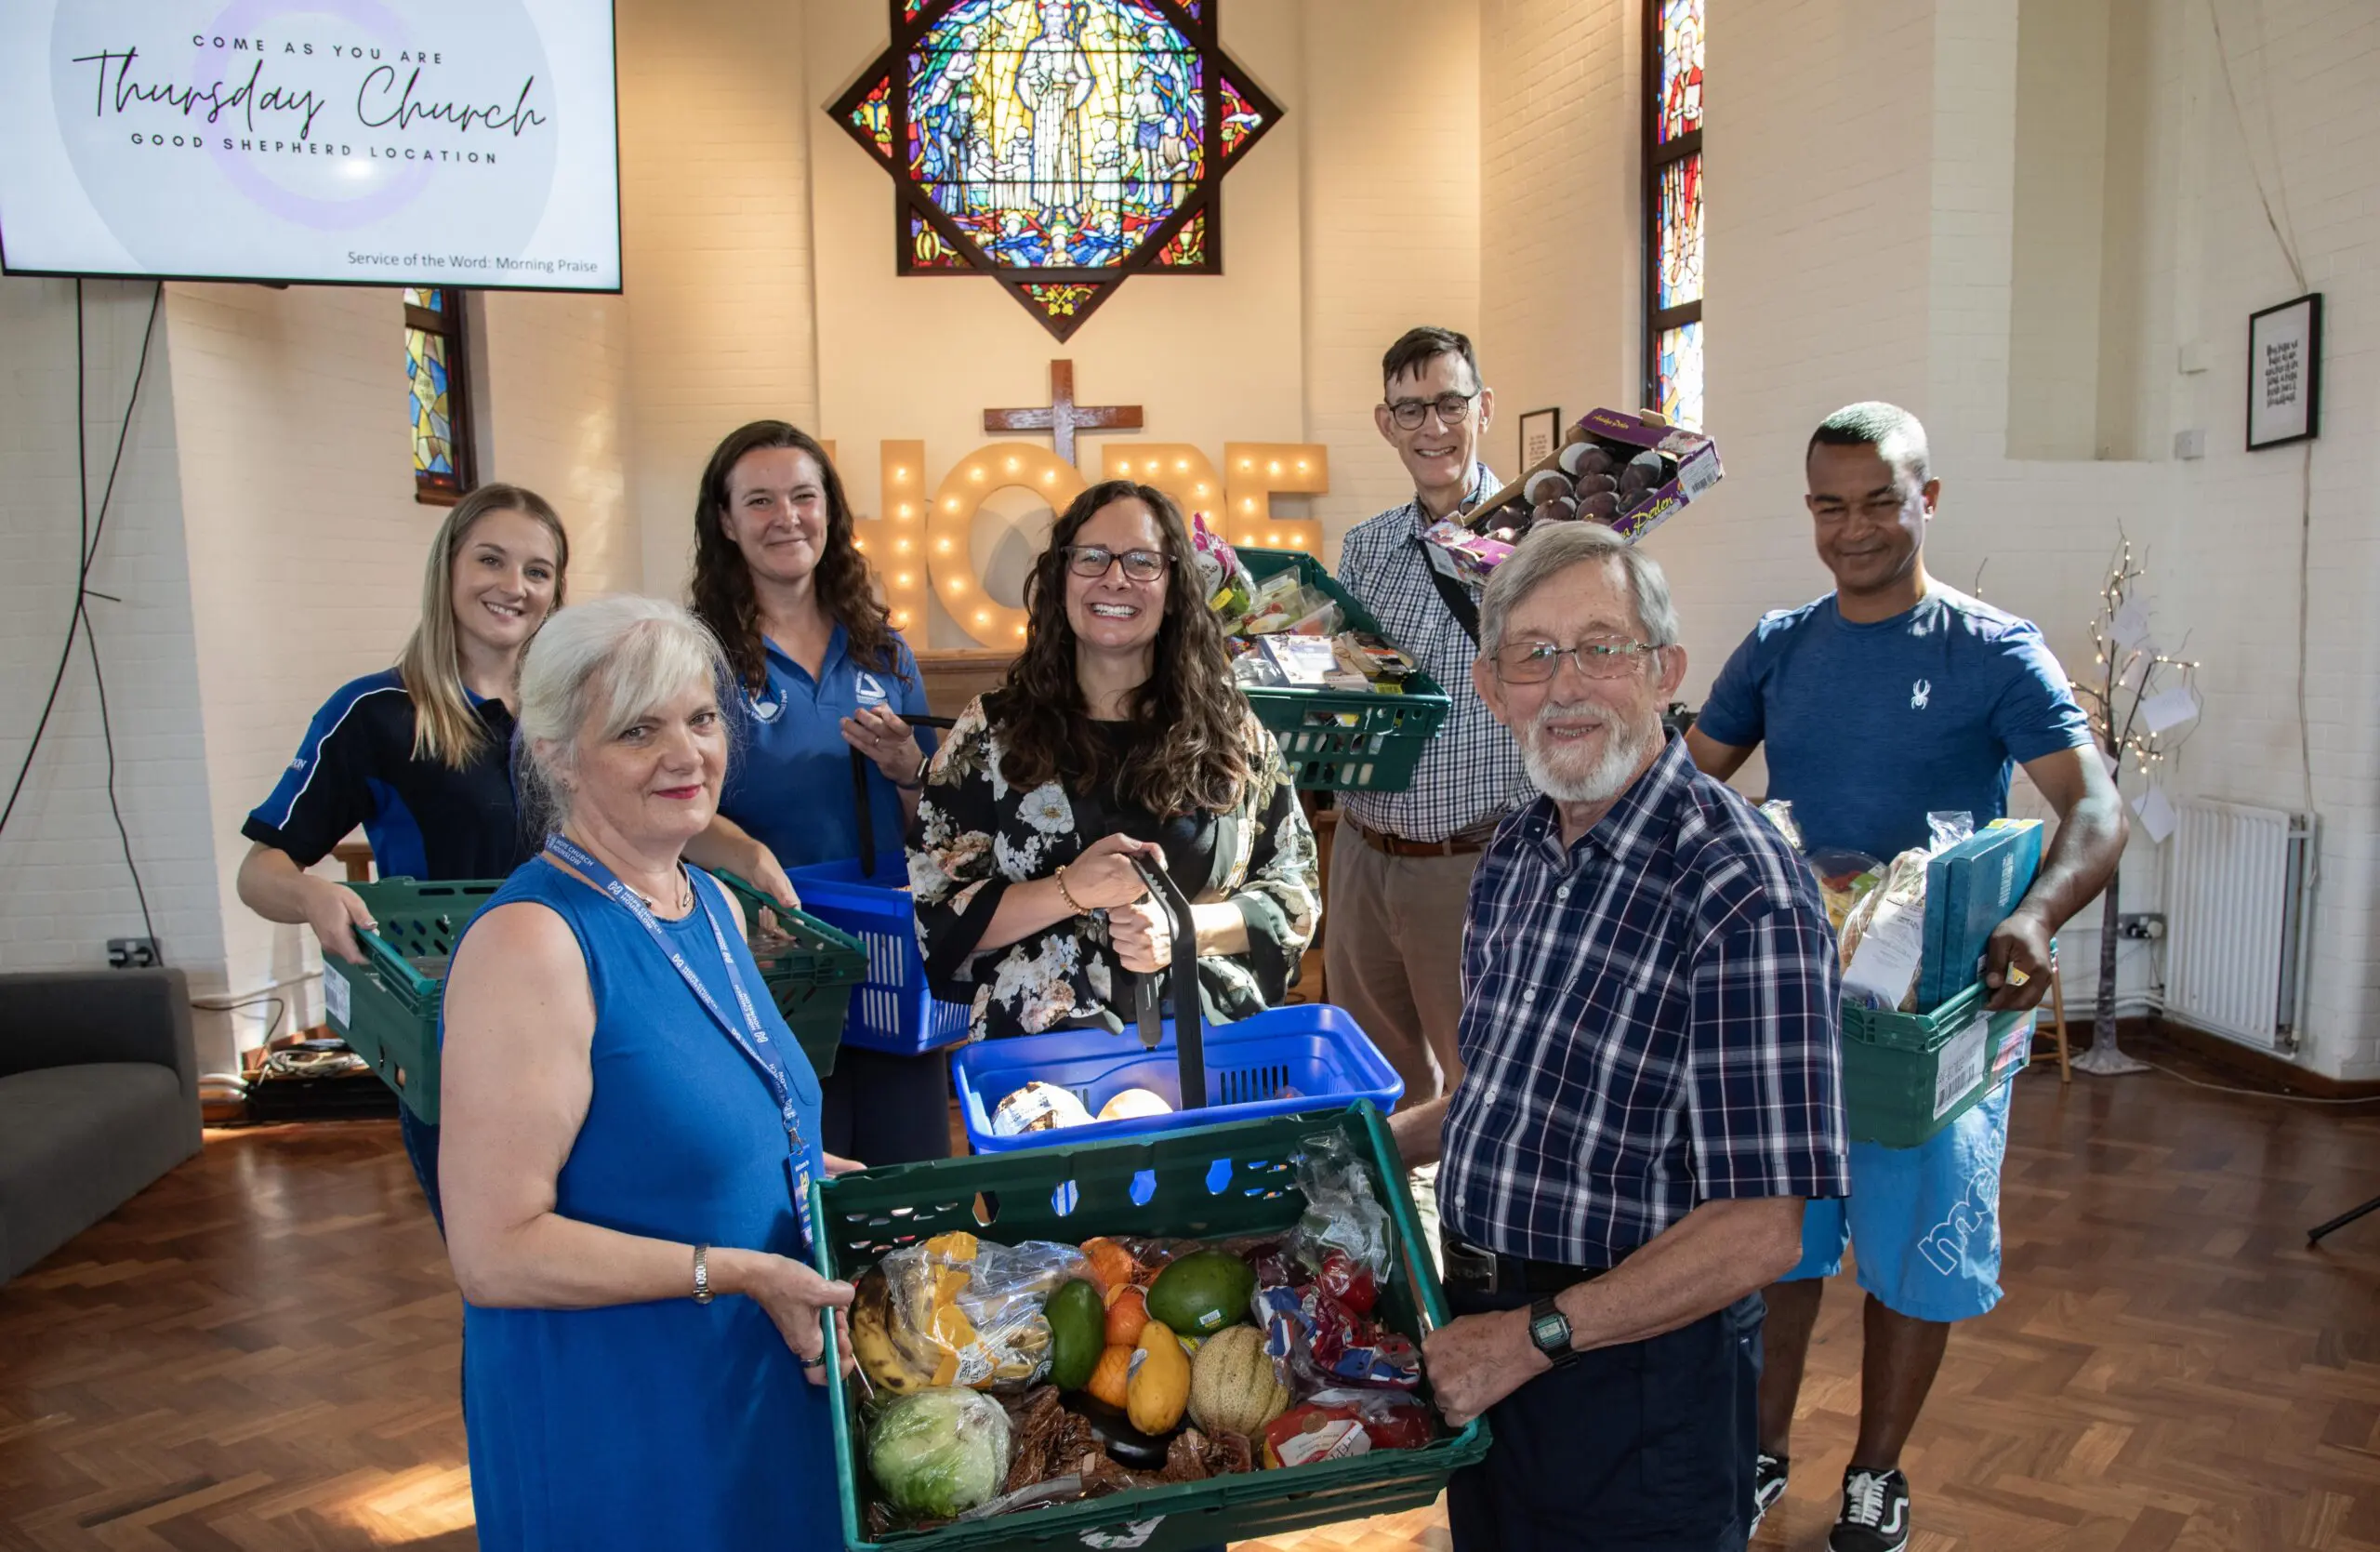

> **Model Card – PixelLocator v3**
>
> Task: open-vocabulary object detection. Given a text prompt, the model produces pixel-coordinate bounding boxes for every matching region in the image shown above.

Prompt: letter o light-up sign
[929,442,1087,644]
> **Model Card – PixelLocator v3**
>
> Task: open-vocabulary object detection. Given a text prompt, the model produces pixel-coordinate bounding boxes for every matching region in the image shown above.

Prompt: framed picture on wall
[1519,407,1561,469]
[2247,294,2321,450]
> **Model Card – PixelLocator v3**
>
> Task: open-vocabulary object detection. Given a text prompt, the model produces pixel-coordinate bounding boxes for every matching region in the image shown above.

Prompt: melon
[1188,1325,1290,1438]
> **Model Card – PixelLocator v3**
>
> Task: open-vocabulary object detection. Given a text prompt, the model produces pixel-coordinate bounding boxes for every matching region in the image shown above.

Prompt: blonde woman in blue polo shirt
[688,421,946,1166]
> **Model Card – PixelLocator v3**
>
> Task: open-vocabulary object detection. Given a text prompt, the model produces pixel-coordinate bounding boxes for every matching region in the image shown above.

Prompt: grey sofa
[0,969,201,1282]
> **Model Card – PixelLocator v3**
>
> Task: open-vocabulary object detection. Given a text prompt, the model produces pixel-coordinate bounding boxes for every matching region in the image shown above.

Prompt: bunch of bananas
[851,1264,943,1394]
[850,1231,1058,1394]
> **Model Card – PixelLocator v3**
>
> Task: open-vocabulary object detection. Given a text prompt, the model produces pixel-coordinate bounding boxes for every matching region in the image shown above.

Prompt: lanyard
[543,832,814,1254]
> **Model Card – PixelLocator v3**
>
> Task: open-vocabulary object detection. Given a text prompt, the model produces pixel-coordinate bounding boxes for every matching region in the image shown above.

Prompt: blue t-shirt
[1696,587,2094,861]
[717,626,936,871]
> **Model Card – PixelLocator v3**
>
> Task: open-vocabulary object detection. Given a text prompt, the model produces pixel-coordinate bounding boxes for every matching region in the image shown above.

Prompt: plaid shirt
[1439,737,1851,1268]
[1335,464,1533,843]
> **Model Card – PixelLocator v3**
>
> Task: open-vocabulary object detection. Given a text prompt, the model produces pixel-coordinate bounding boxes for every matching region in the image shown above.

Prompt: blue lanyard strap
[543,832,814,1252]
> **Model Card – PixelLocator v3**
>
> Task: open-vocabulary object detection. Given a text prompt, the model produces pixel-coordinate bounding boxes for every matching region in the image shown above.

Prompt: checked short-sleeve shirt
[1438,737,1851,1269]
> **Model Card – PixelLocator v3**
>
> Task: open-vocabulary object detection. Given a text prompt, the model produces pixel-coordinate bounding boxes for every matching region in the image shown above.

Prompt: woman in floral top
[910,480,1319,1041]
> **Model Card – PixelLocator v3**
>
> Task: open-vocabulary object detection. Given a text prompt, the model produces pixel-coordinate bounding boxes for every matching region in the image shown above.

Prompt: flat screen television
[0,0,620,292]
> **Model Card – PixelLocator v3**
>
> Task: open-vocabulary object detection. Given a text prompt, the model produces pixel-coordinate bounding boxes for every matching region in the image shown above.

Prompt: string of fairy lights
[2076,538,2200,782]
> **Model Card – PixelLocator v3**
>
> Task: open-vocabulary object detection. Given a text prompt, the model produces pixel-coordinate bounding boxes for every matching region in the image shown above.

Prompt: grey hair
[1807,400,1932,485]
[516,593,734,833]
[1478,522,1681,657]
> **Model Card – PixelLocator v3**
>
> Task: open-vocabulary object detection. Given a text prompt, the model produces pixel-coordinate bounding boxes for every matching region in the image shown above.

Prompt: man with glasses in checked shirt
[1392,521,1851,1551]
[1329,326,1533,1109]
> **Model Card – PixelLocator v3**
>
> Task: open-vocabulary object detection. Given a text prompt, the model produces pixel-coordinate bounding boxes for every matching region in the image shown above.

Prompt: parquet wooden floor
[4,1040,2376,1550]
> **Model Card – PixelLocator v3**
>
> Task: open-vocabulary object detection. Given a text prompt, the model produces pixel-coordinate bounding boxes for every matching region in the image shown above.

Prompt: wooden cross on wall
[984,360,1144,469]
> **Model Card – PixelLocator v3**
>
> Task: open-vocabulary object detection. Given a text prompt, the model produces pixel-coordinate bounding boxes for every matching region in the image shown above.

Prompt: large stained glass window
[404,288,475,504]
[831,0,1280,339]
[1645,0,1704,428]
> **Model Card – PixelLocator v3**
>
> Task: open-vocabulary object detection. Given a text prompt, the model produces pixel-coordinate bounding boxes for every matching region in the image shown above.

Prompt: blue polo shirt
[243,669,528,881]
[718,627,936,870]
[1696,586,2094,861]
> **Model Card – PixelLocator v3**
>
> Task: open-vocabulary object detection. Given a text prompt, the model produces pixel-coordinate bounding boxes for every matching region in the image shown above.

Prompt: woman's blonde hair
[516,595,732,835]
[399,484,570,769]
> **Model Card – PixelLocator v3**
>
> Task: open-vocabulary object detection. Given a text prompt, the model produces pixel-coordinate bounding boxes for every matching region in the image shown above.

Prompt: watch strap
[693,1242,714,1305]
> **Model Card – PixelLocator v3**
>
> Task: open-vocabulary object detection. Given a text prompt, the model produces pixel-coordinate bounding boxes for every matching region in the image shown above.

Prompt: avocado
[1045,1277,1105,1391]
[1144,1249,1257,1337]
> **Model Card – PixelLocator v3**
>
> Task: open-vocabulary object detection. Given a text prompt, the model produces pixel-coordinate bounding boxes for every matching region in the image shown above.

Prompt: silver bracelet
[692,1242,714,1305]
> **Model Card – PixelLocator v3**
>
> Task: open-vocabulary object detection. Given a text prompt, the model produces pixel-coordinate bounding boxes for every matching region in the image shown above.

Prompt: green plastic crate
[811,1100,1488,1552]
[325,879,503,1126]
[716,872,870,1080]
[1231,548,1451,792]
[1841,980,2037,1148]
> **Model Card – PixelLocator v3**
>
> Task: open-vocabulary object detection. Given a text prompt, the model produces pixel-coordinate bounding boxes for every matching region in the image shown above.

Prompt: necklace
[630,865,694,916]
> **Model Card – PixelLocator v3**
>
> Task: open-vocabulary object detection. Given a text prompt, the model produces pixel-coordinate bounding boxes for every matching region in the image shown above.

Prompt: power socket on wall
[107,937,159,968]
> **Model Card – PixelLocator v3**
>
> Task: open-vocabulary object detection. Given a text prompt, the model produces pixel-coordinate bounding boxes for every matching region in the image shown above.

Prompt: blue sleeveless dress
[447,858,840,1551]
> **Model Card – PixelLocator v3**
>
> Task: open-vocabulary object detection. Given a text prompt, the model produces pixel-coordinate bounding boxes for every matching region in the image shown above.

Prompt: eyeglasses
[1384,392,1479,431]
[1064,544,1170,582]
[1490,638,1663,683]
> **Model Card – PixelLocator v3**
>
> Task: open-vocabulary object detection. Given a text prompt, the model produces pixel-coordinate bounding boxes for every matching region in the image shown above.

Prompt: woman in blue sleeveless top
[439,594,854,1549]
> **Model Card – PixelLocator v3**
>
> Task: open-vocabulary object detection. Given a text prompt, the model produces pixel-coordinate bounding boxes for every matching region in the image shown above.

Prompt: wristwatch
[693,1242,714,1306]
[1527,1294,1576,1367]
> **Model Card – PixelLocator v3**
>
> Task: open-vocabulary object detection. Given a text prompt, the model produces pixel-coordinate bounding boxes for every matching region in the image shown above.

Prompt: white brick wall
[0,278,229,1052]
[618,0,826,598]
[1297,0,1483,558]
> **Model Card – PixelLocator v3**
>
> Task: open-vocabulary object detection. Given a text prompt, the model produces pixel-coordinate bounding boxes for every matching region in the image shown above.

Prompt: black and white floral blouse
[909,692,1320,1041]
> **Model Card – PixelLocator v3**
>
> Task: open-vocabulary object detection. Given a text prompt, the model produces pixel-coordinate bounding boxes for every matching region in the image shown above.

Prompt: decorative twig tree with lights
[2066,539,2199,1076]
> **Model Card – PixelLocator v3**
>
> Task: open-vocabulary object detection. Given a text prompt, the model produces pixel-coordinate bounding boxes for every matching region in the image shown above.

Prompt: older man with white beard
[1392,522,1850,1552]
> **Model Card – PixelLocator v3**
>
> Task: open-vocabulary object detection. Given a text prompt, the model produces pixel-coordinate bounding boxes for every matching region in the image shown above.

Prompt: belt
[1438,1230,1610,1296]
[1347,819,1488,858]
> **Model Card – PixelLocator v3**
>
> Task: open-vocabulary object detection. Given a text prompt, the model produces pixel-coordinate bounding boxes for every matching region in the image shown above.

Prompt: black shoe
[1829,1466,1911,1552]
[1750,1452,1789,1534]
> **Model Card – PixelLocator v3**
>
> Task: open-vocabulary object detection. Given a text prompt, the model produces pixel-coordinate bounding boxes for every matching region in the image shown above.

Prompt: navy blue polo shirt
[244,669,529,881]
[718,627,936,870]
[1697,586,2095,861]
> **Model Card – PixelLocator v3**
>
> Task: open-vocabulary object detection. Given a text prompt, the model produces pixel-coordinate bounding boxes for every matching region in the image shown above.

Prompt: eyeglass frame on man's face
[1062,544,1170,583]
[1489,636,1666,684]
[1383,391,1482,431]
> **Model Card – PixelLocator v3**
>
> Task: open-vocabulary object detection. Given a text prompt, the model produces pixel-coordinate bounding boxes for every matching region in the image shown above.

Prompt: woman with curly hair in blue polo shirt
[687,420,946,1167]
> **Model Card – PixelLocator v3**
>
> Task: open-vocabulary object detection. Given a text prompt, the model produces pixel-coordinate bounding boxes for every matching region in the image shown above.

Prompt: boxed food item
[1429,407,1723,577]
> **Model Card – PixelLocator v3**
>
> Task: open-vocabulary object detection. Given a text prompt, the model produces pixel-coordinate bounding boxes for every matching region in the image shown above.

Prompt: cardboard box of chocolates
[1426,408,1722,578]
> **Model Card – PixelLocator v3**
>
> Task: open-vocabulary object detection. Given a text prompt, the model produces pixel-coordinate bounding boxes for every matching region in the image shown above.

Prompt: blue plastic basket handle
[848,713,958,880]
[1130,854,1206,1110]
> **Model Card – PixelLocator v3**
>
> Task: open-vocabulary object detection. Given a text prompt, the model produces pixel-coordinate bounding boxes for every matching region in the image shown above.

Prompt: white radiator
[2165,799,2316,1052]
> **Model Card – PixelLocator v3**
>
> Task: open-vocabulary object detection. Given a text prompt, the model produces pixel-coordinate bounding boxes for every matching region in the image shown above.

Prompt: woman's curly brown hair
[992,480,1250,818]
[689,420,906,694]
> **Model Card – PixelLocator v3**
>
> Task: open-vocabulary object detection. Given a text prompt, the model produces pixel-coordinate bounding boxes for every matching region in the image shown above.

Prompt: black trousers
[820,1046,953,1166]
[1445,1287,1764,1551]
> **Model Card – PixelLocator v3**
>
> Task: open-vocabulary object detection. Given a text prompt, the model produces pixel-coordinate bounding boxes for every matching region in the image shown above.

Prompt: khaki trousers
[1323,832,1481,1104]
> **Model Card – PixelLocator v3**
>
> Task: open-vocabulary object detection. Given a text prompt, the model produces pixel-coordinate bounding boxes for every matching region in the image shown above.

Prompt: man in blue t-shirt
[1688,403,2125,1552]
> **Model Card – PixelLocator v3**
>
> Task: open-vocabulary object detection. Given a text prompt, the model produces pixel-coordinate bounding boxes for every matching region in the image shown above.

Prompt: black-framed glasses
[1385,391,1479,431]
[1491,638,1663,683]
[1064,544,1169,582]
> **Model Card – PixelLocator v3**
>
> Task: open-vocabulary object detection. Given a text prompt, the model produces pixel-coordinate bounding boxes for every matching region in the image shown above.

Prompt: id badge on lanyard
[544,834,816,1254]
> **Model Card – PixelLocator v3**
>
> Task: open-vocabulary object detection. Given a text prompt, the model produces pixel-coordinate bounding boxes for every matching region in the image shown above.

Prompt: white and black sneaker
[1750,1452,1789,1534]
[1829,1466,1911,1552]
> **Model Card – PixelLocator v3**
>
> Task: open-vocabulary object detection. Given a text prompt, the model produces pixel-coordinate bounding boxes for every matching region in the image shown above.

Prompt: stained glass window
[833,0,1278,338]
[1646,0,1704,427]
[1657,154,1702,310]
[1153,208,1207,269]
[1657,0,1703,143]
[404,288,475,504]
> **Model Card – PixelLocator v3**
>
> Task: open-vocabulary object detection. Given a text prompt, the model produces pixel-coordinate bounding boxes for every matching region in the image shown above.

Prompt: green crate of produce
[1231,548,1451,793]
[1840,980,2037,1148]
[716,872,870,1080]
[811,1099,1488,1552]
[324,878,503,1127]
